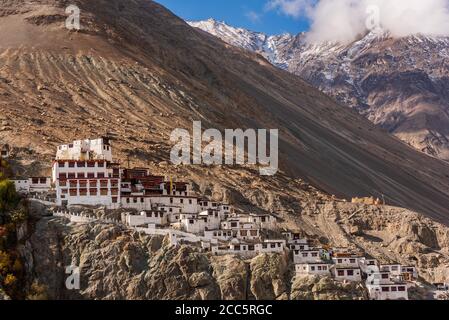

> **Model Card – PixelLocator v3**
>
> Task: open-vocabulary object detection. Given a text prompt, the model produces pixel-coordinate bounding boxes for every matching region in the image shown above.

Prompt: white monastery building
[52,138,121,208]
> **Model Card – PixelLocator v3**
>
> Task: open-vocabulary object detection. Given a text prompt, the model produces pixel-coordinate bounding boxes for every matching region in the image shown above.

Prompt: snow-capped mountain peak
[188,19,293,69]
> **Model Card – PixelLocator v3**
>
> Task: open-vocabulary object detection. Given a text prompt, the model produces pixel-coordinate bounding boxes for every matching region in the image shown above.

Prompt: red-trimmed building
[52,138,121,208]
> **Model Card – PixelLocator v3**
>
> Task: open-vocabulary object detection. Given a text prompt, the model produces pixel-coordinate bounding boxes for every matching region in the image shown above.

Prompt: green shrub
[0,180,19,214]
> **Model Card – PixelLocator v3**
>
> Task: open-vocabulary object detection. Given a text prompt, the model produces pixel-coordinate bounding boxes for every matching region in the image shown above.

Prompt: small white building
[29,177,52,193]
[180,214,206,234]
[295,263,331,276]
[220,218,242,230]
[13,177,51,194]
[55,138,113,161]
[204,229,235,241]
[211,239,286,257]
[379,264,402,275]
[204,227,260,242]
[333,267,362,282]
[124,210,169,227]
[366,273,409,300]
[359,258,379,275]
[293,249,323,264]
[211,241,258,258]
[199,209,221,230]
[179,211,222,234]
[401,266,418,281]
[244,214,277,230]
[256,240,286,254]
[145,195,199,214]
[332,255,362,268]
[13,179,30,194]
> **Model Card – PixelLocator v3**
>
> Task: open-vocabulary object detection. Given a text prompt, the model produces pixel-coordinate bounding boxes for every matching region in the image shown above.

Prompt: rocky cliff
[15,198,449,300]
[19,215,366,300]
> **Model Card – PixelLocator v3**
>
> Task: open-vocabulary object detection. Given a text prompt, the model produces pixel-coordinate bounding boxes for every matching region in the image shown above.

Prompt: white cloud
[265,0,313,18]
[267,0,449,43]
[246,11,262,23]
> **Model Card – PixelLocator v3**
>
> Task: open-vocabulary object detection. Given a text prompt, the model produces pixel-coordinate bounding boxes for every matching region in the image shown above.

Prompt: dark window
[398,287,406,292]
[347,270,354,276]
[338,270,345,276]
[382,287,390,292]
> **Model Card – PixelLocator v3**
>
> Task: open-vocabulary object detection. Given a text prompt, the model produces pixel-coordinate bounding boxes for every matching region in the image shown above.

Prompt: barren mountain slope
[190,20,449,161]
[1,0,449,224]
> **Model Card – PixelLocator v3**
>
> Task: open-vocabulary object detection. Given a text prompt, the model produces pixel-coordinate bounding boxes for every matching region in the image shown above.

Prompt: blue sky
[156,0,310,35]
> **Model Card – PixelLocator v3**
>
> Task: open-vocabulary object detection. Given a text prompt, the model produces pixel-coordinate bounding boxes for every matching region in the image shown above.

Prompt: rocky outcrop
[21,217,298,300]
[19,198,449,300]
[291,276,366,300]
[299,201,449,284]
[249,253,290,300]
